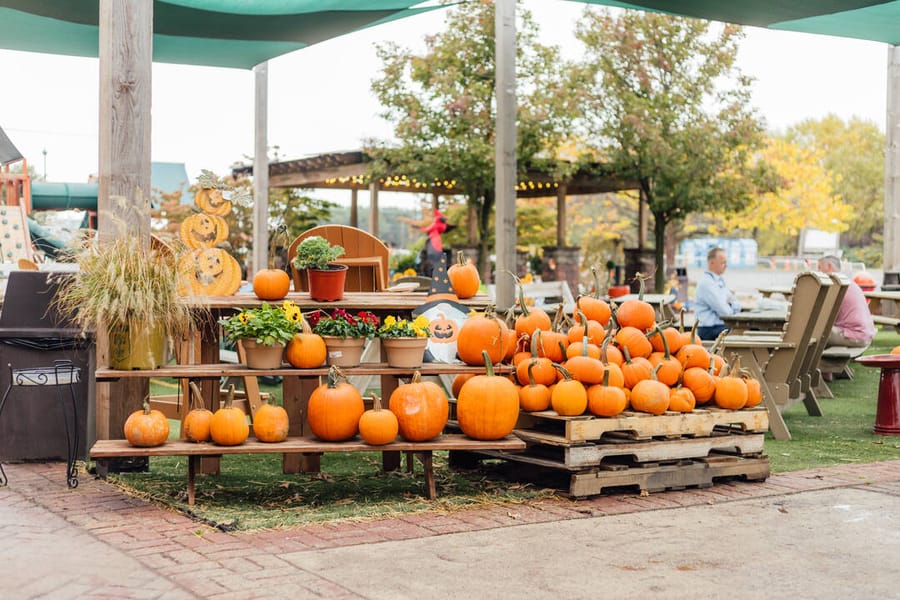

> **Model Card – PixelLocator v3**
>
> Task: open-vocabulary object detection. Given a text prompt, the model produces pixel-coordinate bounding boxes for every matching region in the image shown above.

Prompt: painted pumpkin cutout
[180,213,230,249]
[430,312,459,343]
[193,187,233,217]
[177,247,242,296]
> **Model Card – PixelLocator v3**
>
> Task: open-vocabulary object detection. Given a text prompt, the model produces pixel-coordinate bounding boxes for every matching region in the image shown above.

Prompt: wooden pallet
[502,431,765,470]
[513,407,769,443]
[493,454,770,498]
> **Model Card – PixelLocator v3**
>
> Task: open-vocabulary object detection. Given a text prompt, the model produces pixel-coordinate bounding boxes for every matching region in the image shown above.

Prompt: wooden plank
[97,362,511,381]
[512,432,765,470]
[90,433,525,458]
[514,408,769,443]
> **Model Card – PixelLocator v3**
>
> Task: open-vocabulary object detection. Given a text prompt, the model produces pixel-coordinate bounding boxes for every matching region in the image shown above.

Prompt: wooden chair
[287,225,389,292]
[720,271,832,441]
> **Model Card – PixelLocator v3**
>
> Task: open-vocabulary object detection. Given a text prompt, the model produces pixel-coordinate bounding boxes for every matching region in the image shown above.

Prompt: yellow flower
[384,315,397,328]
[413,315,430,329]
[238,312,250,324]
[403,268,417,276]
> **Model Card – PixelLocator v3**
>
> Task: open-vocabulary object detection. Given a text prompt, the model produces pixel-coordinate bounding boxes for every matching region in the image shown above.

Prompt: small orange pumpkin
[550,364,588,416]
[714,356,749,410]
[586,369,628,417]
[630,366,670,415]
[252,397,289,442]
[518,360,552,412]
[457,306,509,365]
[615,276,657,331]
[513,278,552,340]
[210,385,250,446]
[285,319,327,369]
[124,399,170,447]
[359,395,399,446]
[668,385,696,413]
[182,382,213,443]
[307,366,364,442]
[448,250,481,299]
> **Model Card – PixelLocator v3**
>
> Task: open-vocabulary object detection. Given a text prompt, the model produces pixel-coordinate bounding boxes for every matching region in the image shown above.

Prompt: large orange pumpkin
[389,371,449,442]
[124,400,170,447]
[457,306,509,365]
[307,366,364,442]
[448,250,481,299]
[457,350,520,440]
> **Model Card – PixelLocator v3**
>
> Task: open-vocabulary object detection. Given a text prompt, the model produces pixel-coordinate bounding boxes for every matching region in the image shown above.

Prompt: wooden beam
[252,62,269,278]
[369,181,379,237]
[494,0,516,310]
[556,183,567,247]
[270,163,366,188]
[350,188,359,227]
[886,45,900,271]
[97,0,152,443]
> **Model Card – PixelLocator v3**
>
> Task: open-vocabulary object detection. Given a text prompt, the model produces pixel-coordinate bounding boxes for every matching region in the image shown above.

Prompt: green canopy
[574,0,900,45]
[0,0,440,69]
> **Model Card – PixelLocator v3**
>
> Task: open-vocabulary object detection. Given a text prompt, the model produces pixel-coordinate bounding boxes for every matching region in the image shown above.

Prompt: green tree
[785,114,884,250]
[573,9,766,290]
[369,0,578,281]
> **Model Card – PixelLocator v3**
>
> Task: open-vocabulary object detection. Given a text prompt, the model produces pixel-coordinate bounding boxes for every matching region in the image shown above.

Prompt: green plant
[219,301,301,346]
[308,308,380,339]
[291,235,345,271]
[377,315,431,338]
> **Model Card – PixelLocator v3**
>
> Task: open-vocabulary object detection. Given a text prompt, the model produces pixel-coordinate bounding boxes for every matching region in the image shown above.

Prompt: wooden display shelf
[91,434,525,505]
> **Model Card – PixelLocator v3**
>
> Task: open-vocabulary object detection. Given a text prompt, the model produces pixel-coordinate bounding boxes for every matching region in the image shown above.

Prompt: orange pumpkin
[615,277,657,331]
[210,386,250,446]
[567,312,605,346]
[564,336,604,385]
[359,395,399,446]
[892,345,900,355]
[668,385,696,413]
[182,382,213,443]
[550,364,588,416]
[285,319,327,369]
[389,371,449,442]
[253,268,291,301]
[451,373,475,398]
[586,370,628,417]
[448,250,481,299]
[457,306,509,365]
[621,347,653,389]
[714,357,749,410]
[516,331,557,386]
[252,398,289,442]
[682,365,717,404]
[615,326,653,359]
[194,187,233,217]
[514,282,552,340]
[648,325,685,355]
[457,350,520,440]
[630,371,670,415]
[647,326,682,387]
[124,400,170,447]
[307,366,364,442]
[743,376,763,408]
[577,267,613,326]
[518,361,552,412]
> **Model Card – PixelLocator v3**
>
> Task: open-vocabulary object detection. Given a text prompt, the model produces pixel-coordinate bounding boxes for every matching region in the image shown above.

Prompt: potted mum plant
[292,235,347,301]
[219,301,302,369]
[307,308,380,367]
[377,315,431,368]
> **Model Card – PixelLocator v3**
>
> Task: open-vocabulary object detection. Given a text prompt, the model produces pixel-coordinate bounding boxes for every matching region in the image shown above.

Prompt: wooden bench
[90,434,525,505]
[819,346,866,382]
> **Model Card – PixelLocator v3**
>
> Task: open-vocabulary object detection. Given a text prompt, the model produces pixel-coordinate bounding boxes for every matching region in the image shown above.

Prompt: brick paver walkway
[2,460,899,599]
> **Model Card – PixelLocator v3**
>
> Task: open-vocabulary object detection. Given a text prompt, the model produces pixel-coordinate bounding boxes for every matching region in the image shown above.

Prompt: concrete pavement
[2,460,899,599]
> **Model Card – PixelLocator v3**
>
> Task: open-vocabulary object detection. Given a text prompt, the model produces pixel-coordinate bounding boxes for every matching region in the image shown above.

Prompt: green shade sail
[573,0,900,44]
[0,1,441,69]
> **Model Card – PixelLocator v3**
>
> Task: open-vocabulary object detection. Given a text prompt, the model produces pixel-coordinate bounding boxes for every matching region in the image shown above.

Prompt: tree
[703,138,851,255]
[369,0,577,281]
[573,9,766,290]
[785,114,884,251]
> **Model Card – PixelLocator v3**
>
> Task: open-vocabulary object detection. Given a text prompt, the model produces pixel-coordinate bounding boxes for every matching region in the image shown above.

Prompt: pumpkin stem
[710,329,729,355]
[327,365,348,388]
[650,362,663,381]
[600,334,612,364]
[551,362,574,381]
[372,393,384,411]
[531,329,543,359]
[411,371,422,384]
[590,266,602,299]
[651,325,672,359]
[456,250,467,268]
[622,344,633,364]
[225,384,235,408]
[526,359,538,387]
[481,349,495,377]
[601,367,611,387]
[142,395,152,414]
[188,381,205,411]
[635,272,648,300]
[581,335,591,358]
[551,304,566,331]
[506,270,531,318]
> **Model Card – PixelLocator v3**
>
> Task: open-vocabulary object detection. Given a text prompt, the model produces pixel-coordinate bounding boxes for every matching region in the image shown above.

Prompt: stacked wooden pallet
[451,406,770,498]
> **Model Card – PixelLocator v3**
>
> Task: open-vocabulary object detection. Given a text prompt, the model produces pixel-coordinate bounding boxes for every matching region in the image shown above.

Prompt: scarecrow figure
[400,209,456,277]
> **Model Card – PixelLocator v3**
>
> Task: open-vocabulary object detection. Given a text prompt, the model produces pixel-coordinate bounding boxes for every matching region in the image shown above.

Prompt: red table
[855,355,900,436]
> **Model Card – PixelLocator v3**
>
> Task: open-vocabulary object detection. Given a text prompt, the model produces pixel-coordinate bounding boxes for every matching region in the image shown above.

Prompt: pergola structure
[235,150,637,245]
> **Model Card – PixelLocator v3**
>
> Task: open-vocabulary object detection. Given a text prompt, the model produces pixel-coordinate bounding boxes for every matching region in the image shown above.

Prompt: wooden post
[97,0,152,446]
[556,183,567,247]
[350,188,359,227]
[885,45,900,271]
[368,181,379,237]
[494,0,517,311]
[252,61,269,278]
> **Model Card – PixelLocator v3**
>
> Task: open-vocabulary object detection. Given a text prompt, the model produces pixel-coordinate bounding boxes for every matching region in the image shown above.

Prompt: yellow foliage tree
[705,138,851,254]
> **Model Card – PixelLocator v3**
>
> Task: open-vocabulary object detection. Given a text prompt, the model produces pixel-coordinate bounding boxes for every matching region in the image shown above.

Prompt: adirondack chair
[803,272,849,402]
[720,271,832,441]
[287,225,390,293]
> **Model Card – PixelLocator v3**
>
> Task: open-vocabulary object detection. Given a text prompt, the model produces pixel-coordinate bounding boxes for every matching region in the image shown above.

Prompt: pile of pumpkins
[451,281,763,420]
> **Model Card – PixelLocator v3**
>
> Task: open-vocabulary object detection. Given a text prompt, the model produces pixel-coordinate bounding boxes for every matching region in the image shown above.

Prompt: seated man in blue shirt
[693,247,741,340]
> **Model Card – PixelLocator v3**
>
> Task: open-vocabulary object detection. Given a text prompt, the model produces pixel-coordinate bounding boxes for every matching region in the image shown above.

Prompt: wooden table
[721,310,787,334]
[864,291,900,317]
[757,286,793,299]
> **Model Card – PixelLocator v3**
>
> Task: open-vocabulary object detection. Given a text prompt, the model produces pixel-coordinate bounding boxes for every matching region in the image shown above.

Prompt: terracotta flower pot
[322,336,366,367]
[240,339,285,369]
[382,337,428,368]
[307,264,349,301]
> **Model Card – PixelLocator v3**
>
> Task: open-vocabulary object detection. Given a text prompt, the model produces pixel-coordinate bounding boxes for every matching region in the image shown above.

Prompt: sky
[0,0,890,191]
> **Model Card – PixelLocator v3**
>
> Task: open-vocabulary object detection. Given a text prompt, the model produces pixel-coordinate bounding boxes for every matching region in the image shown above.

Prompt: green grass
[109,332,900,531]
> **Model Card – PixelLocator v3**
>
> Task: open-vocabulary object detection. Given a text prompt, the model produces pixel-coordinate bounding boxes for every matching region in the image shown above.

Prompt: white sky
[0,0,889,190]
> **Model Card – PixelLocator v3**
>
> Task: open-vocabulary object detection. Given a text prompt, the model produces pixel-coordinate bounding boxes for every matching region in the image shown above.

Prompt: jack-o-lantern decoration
[177,248,242,296]
[180,213,229,249]
[193,187,233,217]
[429,312,458,343]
